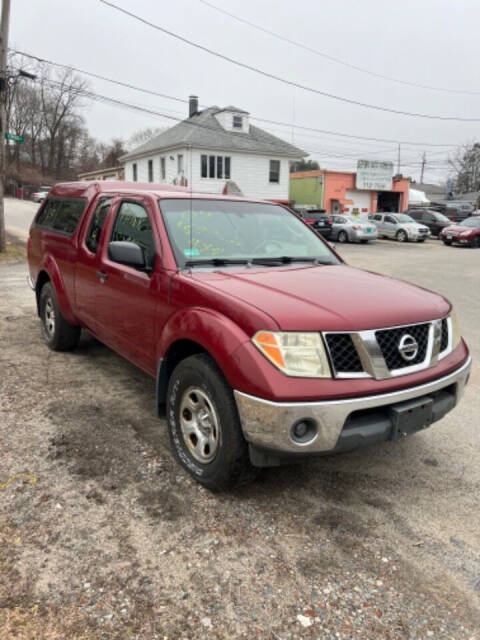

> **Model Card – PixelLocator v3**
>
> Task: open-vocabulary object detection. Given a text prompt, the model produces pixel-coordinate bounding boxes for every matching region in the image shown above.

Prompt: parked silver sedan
[331,214,378,243]
[369,213,430,242]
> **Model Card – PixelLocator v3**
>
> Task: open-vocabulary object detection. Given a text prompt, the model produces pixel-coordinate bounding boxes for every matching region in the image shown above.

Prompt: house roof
[121,107,307,161]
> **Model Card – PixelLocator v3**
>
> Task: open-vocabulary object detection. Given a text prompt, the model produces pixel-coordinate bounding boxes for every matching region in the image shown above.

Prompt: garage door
[344,189,371,215]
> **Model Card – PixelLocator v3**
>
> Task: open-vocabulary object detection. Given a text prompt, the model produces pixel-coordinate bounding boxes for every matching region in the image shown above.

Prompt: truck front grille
[440,318,449,352]
[324,317,451,379]
[375,323,429,370]
[325,334,363,373]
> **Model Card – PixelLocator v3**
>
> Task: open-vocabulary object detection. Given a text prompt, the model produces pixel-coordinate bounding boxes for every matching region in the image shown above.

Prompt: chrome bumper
[234,357,471,454]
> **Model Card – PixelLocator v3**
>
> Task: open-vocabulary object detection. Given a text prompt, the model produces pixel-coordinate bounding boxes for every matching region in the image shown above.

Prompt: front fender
[158,306,250,383]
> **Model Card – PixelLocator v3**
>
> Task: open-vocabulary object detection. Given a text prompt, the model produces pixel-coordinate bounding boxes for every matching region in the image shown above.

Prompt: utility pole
[396,142,401,175]
[420,151,426,183]
[0,0,11,253]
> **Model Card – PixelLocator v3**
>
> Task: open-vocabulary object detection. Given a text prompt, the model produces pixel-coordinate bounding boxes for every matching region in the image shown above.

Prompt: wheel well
[156,339,207,412]
[35,271,50,315]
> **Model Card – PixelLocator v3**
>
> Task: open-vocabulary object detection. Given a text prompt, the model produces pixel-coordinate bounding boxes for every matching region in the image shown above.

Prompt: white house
[120,96,306,201]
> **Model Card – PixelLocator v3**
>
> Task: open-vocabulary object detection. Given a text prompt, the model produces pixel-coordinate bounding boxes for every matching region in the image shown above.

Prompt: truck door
[75,196,114,332]
[94,197,159,375]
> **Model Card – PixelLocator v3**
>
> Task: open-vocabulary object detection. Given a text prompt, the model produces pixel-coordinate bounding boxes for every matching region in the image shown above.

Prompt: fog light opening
[290,418,318,444]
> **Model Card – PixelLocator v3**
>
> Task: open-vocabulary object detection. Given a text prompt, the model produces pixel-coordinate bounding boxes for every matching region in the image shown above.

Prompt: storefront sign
[356,160,393,190]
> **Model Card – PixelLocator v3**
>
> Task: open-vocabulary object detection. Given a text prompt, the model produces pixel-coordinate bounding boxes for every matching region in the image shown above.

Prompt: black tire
[396,230,408,243]
[474,236,480,248]
[166,353,256,491]
[337,230,348,243]
[360,239,368,244]
[443,238,452,246]
[417,239,425,243]
[39,282,80,351]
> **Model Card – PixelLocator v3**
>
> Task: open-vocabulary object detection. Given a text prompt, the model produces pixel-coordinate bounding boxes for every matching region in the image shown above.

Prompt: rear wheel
[360,239,369,244]
[166,353,256,491]
[396,230,408,243]
[337,230,348,243]
[474,236,480,248]
[39,282,80,351]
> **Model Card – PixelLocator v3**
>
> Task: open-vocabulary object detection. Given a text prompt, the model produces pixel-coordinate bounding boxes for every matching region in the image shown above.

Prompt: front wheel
[396,230,408,242]
[39,282,80,351]
[166,353,256,491]
[443,238,452,246]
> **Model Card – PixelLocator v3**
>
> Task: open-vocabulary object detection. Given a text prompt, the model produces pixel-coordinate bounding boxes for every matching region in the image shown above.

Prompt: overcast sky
[10,0,480,183]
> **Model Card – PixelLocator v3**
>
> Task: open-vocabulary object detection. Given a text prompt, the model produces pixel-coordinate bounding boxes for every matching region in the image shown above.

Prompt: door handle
[96,270,108,281]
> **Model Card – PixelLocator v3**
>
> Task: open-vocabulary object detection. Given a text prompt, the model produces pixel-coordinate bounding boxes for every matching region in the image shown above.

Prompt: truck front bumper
[234,356,471,459]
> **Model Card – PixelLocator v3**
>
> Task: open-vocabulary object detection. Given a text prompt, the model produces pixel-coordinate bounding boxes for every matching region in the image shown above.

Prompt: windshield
[394,214,415,223]
[159,199,340,267]
[461,217,480,227]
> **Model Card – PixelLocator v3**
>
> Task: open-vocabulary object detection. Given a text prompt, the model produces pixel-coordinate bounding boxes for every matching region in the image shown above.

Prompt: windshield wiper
[184,258,251,268]
[250,256,334,266]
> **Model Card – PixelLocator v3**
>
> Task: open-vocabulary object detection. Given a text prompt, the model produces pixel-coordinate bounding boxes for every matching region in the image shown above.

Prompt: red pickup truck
[27,182,471,491]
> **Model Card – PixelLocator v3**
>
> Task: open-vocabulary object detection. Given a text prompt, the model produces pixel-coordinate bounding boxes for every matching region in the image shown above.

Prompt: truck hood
[191,265,450,331]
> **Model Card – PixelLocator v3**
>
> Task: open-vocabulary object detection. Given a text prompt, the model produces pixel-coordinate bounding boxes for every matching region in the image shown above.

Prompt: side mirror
[108,241,146,269]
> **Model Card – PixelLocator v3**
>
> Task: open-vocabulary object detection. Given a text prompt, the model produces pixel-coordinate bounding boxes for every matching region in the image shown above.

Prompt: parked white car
[32,190,49,203]
[369,213,430,243]
[331,214,378,243]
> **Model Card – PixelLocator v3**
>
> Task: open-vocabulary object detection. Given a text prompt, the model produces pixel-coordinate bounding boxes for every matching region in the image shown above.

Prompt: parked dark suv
[297,209,333,238]
[407,209,452,237]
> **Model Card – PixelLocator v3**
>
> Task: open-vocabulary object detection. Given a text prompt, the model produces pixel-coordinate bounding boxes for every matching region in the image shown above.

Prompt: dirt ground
[0,238,479,639]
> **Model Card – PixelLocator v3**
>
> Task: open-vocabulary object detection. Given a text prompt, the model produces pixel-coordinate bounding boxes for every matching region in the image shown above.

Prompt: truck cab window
[110,201,156,268]
[86,198,113,253]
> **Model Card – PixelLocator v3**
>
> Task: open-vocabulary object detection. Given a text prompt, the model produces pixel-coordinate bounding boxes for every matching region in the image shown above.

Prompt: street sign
[356,159,393,190]
[5,132,24,143]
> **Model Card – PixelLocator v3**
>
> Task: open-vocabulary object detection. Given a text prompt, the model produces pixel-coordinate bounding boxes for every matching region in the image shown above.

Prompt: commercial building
[290,168,410,214]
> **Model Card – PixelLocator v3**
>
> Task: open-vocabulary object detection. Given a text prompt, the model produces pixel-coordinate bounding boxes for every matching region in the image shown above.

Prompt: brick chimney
[189,95,198,118]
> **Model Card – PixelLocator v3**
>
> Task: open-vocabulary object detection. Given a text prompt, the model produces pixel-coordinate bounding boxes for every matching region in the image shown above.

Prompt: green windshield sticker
[184,248,200,257]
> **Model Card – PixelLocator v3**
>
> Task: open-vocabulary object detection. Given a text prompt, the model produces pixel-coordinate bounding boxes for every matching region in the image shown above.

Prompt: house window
[269,159,280,183]
[148,159,153,182]
[132,163,137,182]
[160,157,166,180]
[201,154,208,178]
[233,115,243,129]
[201,154,231,179]
[177,154,184,173]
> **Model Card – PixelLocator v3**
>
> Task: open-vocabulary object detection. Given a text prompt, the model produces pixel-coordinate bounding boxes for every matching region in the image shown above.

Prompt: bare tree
[127,126,164,151]
[40,67,87,176]
[449,142,480,194]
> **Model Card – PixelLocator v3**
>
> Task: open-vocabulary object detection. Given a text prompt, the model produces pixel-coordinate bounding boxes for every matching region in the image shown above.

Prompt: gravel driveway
[1,240,479,639]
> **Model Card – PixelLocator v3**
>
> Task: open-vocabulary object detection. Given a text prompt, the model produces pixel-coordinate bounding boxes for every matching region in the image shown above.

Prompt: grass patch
[0,241,26,263]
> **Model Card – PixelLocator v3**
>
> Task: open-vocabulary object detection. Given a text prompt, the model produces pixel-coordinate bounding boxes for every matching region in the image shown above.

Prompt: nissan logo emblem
[398,334,419,361]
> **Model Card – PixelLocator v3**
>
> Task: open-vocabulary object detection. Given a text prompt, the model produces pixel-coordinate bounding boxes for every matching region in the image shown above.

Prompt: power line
[10,48,458,148]
[197,0,480,97]
[98,0,480,122]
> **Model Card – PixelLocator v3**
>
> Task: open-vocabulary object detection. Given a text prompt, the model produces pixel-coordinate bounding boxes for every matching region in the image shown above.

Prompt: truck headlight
[252,331,331,377]
[450,309,462,349]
